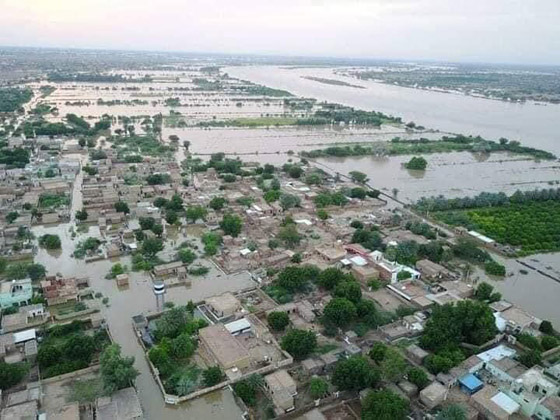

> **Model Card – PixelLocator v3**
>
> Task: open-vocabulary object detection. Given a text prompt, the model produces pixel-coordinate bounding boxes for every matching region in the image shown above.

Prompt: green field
[435,201,560,255]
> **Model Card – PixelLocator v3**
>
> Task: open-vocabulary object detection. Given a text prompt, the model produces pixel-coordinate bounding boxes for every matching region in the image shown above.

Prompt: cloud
[0,0,558,64]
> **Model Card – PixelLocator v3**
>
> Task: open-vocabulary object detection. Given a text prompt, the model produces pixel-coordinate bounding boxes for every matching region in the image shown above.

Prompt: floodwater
[26,65,560,415]
[226,66,560,155]
[33,220,253,420]
[162,125,444,155]
[31,149,253,419]
[224,65,560,329]
[315,152,560,203]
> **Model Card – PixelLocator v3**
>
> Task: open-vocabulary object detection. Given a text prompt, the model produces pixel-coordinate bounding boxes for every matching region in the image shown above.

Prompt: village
[0,65,560,420]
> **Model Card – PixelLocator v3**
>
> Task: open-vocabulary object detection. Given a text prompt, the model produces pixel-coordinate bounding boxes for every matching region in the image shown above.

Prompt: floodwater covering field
[226,66,560,156]
[25,63,560,417]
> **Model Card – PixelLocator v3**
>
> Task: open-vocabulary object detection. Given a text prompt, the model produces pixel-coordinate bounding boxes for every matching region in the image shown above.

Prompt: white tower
[153,281,166,312]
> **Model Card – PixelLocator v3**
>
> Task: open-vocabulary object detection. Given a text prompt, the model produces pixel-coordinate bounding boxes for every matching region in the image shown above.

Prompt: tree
[276,265,314,292]
[26,263,46,281]
[474,282,502,302]
[318,268,346,290]
[424,350,464,374]
[75,209,88,221]
[264,190,281,203]
[139,217,156,231]
[234,379,258,406]
[362,389,409,420]
[309,377,329,399]
[209,197,227,211]
[485,261,506,277]
[420,300,497,353]
[114,201,130,214]
[167,194,184,212]
[281,329,317,359]
[519,350,542,368]
[349,171,368,184]
[203,366,223,387]
[178,248,196,265]
[37,345,62,368]
[332,356,379,391]
[267,311,290,331]
[288,165,303,179]
[317,209,329,220]
[380,347,408,382]
[334,281,362,303]
[141,238,163,256]
[436,404,467,420]
[6,211,19,223]
[151,224,164,236]
[350,187,366,200]
[405,156,428,170]
[186,206,207,223]
[110,263,125,278]
[0,362,29,390]
[220,214,243,237]
[407,367,429,389]
[100,344,139,393]
[357,300,381,327]
[165,209,178,225]
[541,335,558,351]
[323,298,357,328]
[277,224,302,249]
[169,333,196,359]
[540,320,554,335]
[280,193,301,210]
[39,234,61,250]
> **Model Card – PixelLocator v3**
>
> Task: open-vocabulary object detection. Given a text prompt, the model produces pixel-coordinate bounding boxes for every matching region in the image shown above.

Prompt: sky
[1,0,559,65]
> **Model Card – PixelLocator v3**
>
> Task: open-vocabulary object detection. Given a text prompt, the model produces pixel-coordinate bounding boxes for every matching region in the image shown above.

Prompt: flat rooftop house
[0,278,32,308]
[199,324,251,370]
[419,381,448,409]
[315,244,346,263]
[471,385,519,420]
[96,387,143,420]
[498,306,537,333]
[459,373,484,395]
[416,259,454,280]
[206,292,241,320]
[265,369,297,414]
[40,276,80,306]
[151,261,187,280]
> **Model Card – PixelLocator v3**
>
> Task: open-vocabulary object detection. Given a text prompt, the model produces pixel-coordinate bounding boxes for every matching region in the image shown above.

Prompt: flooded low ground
[166,125,444,155]
[316,152,560,202]
[226,66,560,156]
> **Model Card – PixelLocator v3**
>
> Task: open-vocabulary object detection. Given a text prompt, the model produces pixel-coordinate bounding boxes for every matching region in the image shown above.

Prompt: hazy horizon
[1,0,559,66]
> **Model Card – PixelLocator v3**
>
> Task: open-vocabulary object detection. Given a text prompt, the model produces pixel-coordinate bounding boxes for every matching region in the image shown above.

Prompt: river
[225,66,560,155]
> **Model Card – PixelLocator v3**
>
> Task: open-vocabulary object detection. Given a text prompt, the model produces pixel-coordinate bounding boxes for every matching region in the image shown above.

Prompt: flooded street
[33,219,253,419]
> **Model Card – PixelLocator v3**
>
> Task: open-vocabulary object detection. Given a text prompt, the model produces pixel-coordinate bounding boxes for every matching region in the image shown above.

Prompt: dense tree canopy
[332,356,380,391]
[362,389,409,420]
[281,329,317,359]
[421,300,497,352]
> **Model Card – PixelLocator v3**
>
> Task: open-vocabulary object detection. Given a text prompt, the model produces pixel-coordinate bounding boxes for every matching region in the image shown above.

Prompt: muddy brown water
[226,65,560,156]
[26,66,560,416]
